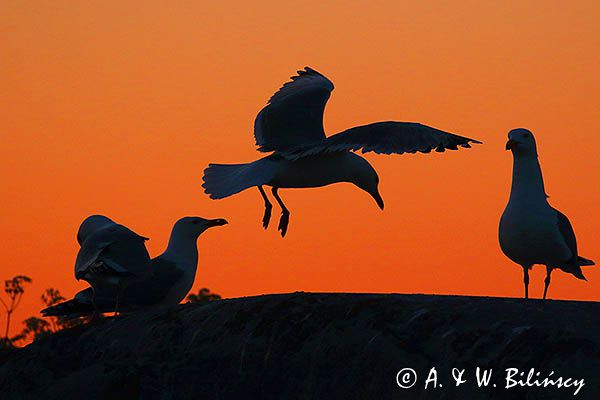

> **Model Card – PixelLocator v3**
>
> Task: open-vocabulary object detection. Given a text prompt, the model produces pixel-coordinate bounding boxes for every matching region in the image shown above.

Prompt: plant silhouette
[1,275,32,347]
[13,288,91,345]
[186,288,222,304]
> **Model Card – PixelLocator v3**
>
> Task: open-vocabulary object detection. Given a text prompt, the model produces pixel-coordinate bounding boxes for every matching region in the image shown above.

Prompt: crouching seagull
[75,215,152,313]
[42,216,228,318]
[202,67,481,237]
[499,128,594,299]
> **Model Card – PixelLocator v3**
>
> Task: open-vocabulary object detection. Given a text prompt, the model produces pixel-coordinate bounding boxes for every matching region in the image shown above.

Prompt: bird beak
[208,218,228,227]
[505,139,517,150]
[372,191,385,210]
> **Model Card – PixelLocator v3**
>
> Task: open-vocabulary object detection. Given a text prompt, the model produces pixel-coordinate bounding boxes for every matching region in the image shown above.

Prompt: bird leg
[522,266,530,299]
[257,186,273,229]
[543,266,552,300]
[90,287,101,321]
[113,285,125,317]
[271,187,290,237]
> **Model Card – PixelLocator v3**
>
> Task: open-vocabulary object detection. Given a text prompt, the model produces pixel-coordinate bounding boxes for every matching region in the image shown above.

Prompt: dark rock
[0,293,598,399]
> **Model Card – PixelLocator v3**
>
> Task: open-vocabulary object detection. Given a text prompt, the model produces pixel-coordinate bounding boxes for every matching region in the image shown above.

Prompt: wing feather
[254,67,334,152]
[280,121,481,160]
[553,208,595,277]
[75,224,151,282]
[554,208,578,264]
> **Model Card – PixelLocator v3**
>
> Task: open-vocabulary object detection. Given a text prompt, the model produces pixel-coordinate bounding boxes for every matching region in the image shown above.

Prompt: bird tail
[562,258,593,281]
[571,268,587,281]
[40,288,116,318]
[202,159,274,199]
[578,256,595,267]
[41,298,95,318]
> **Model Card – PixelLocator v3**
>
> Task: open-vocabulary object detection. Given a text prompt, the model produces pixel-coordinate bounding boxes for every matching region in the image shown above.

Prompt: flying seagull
[202,67,481,237]
[75,215,152,312]
[499,128,594,299]
[42,216,228,317]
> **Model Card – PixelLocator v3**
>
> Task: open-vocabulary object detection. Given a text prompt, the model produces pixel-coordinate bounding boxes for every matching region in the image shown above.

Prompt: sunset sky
[2,1,599,337]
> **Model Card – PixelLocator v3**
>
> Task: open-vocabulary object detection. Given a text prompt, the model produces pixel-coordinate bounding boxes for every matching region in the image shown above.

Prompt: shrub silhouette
[11,317,52,343]
[186,287,222,304]
[12,287,91,345]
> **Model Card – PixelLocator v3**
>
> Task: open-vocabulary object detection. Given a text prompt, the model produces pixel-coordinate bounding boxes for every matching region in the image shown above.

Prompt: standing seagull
[75,215,152,312]
[202,67,481,237]
[499,128,594,299]
[42,216,228,317]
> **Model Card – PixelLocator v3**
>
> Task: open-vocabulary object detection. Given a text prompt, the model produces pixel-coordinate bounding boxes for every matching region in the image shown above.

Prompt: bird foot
[278,211,290,237]
[262,205,272,229]
[89,310,101,323]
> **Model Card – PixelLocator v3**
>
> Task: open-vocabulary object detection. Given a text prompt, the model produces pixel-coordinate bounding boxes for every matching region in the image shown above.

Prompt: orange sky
[2,1,599,337]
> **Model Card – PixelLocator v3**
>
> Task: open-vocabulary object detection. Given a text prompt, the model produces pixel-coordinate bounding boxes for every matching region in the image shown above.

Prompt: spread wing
[254,67,334,152]
[278,121,482,160]
[75,224,151,282]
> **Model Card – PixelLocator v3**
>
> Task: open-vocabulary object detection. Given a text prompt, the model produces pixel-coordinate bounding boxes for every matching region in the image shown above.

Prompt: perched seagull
[75,215,152,312]
[499,128,594,299]
[202,67,481,237]
[42,216,228,318]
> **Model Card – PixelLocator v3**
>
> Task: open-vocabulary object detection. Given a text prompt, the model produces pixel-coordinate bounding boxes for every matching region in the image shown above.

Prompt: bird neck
[509,153,548,205]
[161,233,199,271]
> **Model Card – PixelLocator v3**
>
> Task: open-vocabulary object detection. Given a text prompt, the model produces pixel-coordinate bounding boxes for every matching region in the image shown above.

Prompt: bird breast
[499,204,571,266]
[270,153,356,188]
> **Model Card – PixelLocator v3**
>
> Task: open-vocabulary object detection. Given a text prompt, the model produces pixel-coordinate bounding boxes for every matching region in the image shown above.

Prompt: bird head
[171,216,228,240]
[505,128,538,157]
[77,215,115,245]
[350,157,384,210]
[368,176,385,210]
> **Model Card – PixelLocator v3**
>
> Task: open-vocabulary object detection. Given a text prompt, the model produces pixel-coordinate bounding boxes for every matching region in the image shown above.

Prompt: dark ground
[0,293,599,399]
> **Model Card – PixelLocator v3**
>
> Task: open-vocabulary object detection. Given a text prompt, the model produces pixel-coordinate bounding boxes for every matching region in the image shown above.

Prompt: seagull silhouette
[499,128,594,299]
[42,216,228,317]
[203,67,481,237]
